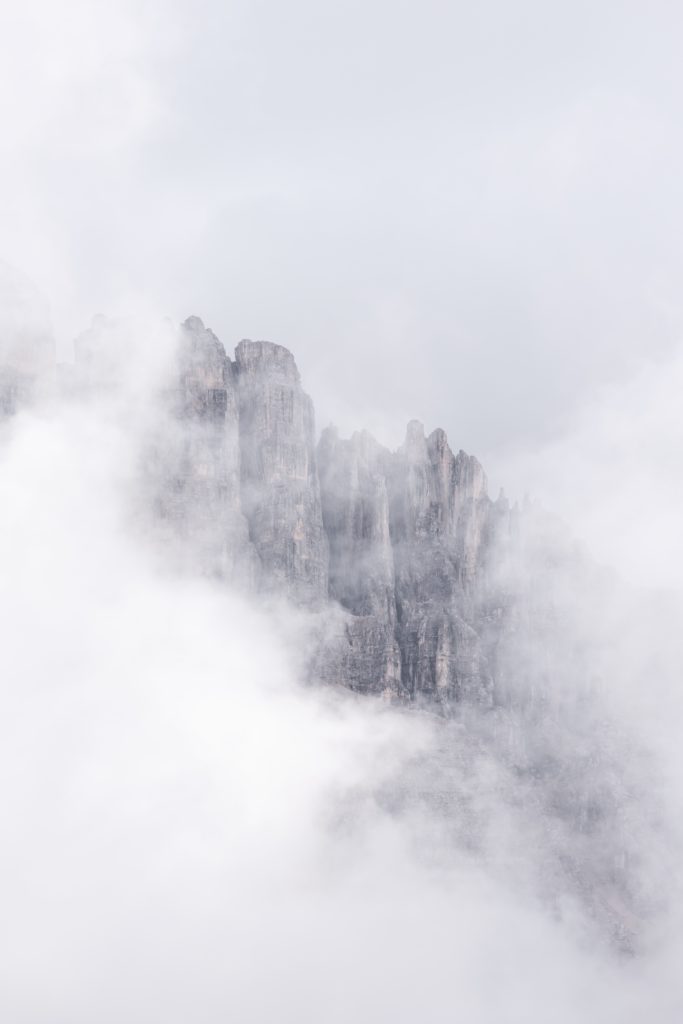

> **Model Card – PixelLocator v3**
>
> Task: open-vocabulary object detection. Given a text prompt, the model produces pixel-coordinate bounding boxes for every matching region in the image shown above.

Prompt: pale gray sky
[1,0,682,464]
[3,8,683,1018]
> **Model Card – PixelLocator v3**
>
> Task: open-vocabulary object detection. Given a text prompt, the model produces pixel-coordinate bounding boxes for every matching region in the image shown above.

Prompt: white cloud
[0,320,681,1022]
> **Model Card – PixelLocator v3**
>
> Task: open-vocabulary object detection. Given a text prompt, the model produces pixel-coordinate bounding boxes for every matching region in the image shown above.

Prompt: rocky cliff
[235,337,329,607]
[0,307,662,948]
[155,318,515,706]
[315,419,508,706]
[0,311,516,707]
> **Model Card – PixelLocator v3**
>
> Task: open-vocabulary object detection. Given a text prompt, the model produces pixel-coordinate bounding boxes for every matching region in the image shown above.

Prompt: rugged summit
[1,311,513,706]
[162,319,514,705]
[316,420,506,704]
[235,338,329,607]
[162,315,252,579]
[0,309,664,948]
[155,319,514,705]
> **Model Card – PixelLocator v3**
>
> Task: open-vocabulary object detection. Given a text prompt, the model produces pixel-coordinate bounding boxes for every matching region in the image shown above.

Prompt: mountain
[155,315,516,709]
[0,309,670,951]
[0,308,582,713]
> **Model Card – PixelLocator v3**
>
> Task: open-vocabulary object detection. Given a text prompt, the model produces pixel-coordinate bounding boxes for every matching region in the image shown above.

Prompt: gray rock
[155,316,255,580]
[7,308,662,949]
[62,318,510,709]
[316,416,498,706]
[317,426,401,694]
[387,420,495,705]
[234,339,329,607]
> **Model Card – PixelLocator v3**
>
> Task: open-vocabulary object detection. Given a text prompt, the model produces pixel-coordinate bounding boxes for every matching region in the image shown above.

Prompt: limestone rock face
[6,310,652,952]
[63,316,508,705]
[316,417,497,705]
[387,421,494,705]
[234,340,329,607]
[317,427,401,694]
[134,323,505,705]
[156,316,254,579]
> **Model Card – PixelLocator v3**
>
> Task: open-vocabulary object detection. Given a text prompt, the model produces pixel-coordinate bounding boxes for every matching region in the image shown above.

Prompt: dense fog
[2,0,683,1018]
[0,317,681,1021]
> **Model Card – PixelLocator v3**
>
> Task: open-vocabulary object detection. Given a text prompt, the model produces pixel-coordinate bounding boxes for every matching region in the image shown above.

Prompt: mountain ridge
[0,306,669,950]
[0,310,533,709]
[171,316,516,707]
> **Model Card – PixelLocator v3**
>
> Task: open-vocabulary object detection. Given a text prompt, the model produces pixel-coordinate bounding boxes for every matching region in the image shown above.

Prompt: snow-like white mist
[2,0,683,1015]
[0,319,682,1022]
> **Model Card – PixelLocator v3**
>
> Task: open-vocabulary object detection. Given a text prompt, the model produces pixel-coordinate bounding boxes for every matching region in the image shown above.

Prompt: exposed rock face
[66,317,508,703]
[234,339,329,607]
[5,309,658,949]
[64,319,330,602]
[54,315,513,705]
[317,427,401,694]
[157,316,254,579]
[389,421,495,704]
[317,418,498,706]
[73,318,502,707]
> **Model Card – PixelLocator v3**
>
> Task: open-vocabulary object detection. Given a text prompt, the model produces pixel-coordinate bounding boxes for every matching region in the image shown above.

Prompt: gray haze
[2,0,683,460]
[1,328,682,1022]
[2,2,683,1020]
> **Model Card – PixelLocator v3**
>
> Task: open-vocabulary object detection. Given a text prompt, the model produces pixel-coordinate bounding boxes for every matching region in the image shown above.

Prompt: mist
[2,0,683,1019]
[0,312,680,1021]
[3,0,683,453]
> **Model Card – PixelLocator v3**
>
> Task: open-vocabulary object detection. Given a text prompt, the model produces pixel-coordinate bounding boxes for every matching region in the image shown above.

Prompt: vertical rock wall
[317,427,401,694]
[318,417,499,706]
[234,339,329,607]
[46,314,513,708]
[161,316,254,579]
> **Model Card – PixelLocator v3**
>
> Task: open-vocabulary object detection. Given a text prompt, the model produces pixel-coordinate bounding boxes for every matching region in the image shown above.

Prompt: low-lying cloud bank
[0,330,682,1022]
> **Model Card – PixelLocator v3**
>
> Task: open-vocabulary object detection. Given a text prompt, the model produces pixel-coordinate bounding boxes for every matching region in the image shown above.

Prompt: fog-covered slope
[1,309,678,959]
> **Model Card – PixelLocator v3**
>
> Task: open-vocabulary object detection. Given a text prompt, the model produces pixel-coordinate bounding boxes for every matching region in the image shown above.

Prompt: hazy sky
[1,0,682,534]
[2,7,683,1018]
